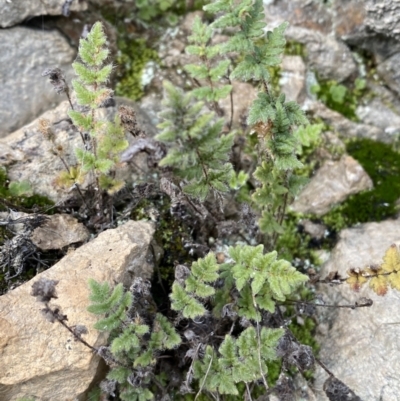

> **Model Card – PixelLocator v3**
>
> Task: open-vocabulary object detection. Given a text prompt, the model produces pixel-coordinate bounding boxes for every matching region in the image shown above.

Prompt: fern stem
[195,352,214,401]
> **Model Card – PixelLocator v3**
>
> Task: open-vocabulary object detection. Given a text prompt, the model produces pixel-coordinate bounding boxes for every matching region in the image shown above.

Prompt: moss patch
[284,40,306,57]
[115,38,159,101]
[0,167,54,212]
[322,139,400,230]
[311,77,367,121]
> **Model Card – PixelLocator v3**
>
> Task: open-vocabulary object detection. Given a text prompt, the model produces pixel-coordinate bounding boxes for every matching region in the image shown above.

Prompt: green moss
[284,40,306,57]
[0,167,53,212]
[130,194,192,285]
[115,38,159,101]
[311,77,367,121]
[277,217,312,262]
[322,139,400,229]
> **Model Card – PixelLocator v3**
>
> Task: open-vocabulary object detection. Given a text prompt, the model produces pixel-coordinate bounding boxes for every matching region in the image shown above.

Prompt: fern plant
[204,0,309,243]
[156,81,235,202]
[87,279,181,401]
[170,246,307,395]
[41,22,129,215]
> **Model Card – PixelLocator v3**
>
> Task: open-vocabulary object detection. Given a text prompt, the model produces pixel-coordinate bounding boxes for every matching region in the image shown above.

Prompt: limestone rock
[0,97,155,203]
[0,0,87,28]
[263,1,357,82]
[31,214,90,250]
[294,27,357,83]
[305,100,387,142]
[291,155,373,216]
[314,218,400,400]
[0,220,155,401]
[219,81,257,127]
[334,0,400,61]
[280,55,306,103]
[377,52,400,98]
[0,27,75,137]
[356,98,400,136]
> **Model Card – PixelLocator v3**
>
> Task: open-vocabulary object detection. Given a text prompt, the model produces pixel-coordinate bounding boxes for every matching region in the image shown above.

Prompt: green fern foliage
[193,326,284,395]
[87,279,132,331]
[66,22,128,195]
[156,81,234,201]
[170,253,219,318]
[87,280,182,400]
[185,16,232,104]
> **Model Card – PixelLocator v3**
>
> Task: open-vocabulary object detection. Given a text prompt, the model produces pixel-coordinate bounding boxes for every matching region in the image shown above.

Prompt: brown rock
[31,214,90,251]
[291,155,373,216]
[0,220,155,401]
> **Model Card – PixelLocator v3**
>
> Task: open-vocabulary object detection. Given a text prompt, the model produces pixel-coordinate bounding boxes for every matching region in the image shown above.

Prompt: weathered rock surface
[333,0,400,60]
[291,155,373,216]
[0,27,75,137]
[305,100,387,142]
[0,220,155,401]
[280,55,306,103]
[315,218,400,401]
[0,97,155,202]
[0,0,87,28]
[288,26,357,83]
[31,213,90,250]
[263,1,357,82]
[356,98,400,136]
[377,52,400,98]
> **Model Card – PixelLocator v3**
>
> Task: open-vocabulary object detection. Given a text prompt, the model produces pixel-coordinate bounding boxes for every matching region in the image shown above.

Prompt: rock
[0,27,75,138]
[365,0,400,44]
[31,213,90,250]
[314,218,400,400]
[263,0,333,35]
[263,1,357,82]
[0,97,156,203]
[377,52,400,97]
[356,98,400,137]
[0,0,88,28]
[291,155,373,216]
[280,55,306,103]
[334,0,400,61]
[301,220,327,241]
[219,81,257,127]
[0,220,155,401]
[286,26,357,83]
[305,100,388,142]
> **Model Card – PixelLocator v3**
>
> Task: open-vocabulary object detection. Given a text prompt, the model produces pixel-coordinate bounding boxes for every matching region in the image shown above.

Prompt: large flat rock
[0,220,155,401]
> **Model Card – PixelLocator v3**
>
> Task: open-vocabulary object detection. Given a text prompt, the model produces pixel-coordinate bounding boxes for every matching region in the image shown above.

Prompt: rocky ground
[1,1,400,400]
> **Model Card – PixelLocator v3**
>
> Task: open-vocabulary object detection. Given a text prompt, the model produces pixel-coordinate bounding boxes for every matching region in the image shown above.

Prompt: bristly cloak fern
[42,22,129,198]
[156,81,235,202]
[87,279,181,401]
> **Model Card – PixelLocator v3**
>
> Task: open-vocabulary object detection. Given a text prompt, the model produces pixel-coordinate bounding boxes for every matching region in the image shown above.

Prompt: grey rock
[263,0,333,35]
[365,0,400,43]
[334,0,400,60]
[0,0,87,28]
[315,218,400,401]
[377,52,400,98]
[0,26,75,138]
[219,81,257,127]
[280,55,306,103]
[356,98,400,136]
[0,220,155,401]
[31,213,90,250]
[263,1,357,82]
[305,100,388,142]
[301,219,327,240]
[286,26,357,83]
[0,97,156,203]
[291,155,373,216]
